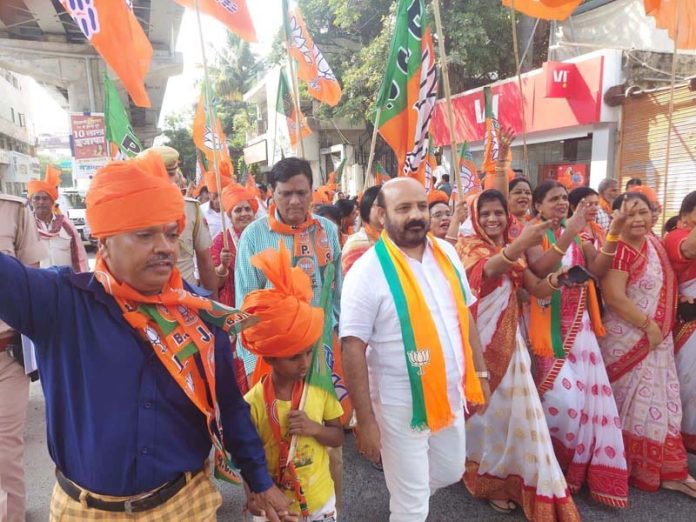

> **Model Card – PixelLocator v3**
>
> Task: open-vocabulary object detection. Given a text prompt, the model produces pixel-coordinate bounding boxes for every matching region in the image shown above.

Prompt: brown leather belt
[56,469,200,514]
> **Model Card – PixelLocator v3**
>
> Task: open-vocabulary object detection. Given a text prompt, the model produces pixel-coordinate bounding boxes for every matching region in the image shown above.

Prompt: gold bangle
[639,314,651,330]
[600,248,616,257]
[500,248,517,264]
[547,273,561,290]
[606,233,621,242]
[445,235,458,242]
[551,244,566,256]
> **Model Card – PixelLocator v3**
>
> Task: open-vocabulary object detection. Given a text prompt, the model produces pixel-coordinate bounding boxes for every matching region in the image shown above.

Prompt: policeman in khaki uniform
[143,147,218,298]
[0,193,46,522]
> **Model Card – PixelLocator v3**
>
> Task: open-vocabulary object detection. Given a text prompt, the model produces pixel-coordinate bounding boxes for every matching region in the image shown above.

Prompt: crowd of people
[0,136,694,522]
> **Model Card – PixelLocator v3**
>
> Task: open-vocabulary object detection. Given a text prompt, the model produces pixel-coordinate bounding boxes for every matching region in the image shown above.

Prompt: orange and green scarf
[267,203,332,276]
[94,257,257,485]
[530,228,605,359]
[374,232,484,432]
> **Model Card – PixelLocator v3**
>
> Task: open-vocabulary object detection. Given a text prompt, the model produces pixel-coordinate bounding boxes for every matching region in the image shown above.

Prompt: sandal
[488,499,517,514]
[661,477,696,499]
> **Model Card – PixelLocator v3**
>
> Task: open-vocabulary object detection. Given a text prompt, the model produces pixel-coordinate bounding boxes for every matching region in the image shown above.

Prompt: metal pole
[363,106,382,191]
[194,0,228,249]
[85,57,96,113]
[661,0,680,227]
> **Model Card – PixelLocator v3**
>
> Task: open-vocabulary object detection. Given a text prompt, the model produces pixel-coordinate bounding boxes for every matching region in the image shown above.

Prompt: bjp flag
[502,0,582,21]
[174,0,257,42]
[192,90,231,167]
[59,0,152,107]
[645,0,696,50]
[283,0,342,107]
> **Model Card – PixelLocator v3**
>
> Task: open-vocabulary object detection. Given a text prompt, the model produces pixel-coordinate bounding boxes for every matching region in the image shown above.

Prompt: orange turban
[27,164,61,202]
[221,182,259,215]
[241,241,324,358]
[428,190,450,206]
[629,185,658,205]
[86,151,185,239]
[204,160,233,194]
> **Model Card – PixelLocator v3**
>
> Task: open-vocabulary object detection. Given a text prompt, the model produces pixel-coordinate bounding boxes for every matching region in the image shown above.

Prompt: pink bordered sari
[531,231,629,508]
[457,199,580,521]
[341,224,380,275]
[599,235,687,491]
[665,226,696,453]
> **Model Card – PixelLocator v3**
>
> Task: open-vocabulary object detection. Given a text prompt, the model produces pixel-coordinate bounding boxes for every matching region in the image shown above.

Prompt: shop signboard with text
[70,113,108,180]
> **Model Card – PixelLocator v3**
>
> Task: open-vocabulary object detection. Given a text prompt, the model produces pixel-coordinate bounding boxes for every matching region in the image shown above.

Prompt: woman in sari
[210,182,258,394]
[599,191,695,497]
[341,185,382,275]
[507,177,533,240]
[568,187,606,249]
[665,191,696,454]
[525,180,630,508]
[458,189,580,520]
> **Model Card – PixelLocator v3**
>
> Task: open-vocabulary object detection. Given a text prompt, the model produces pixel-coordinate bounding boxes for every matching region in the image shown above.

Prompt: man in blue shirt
[0,153,291,521]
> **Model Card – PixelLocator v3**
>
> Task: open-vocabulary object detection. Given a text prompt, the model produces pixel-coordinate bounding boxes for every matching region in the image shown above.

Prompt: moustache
[405,220,427,230]
[146,254,174,266]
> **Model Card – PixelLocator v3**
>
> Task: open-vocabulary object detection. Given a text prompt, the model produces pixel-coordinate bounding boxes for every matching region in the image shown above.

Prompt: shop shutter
[618,83,696,229]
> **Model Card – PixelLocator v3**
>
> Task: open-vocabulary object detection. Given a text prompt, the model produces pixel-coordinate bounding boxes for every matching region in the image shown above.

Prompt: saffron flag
[331,157,347,185]
[59,0,152,107]
[174,0,257,42]
[104,74,143,159]
[374,161,388,186]
[644,0,696,50]
[283,0,342,107]
[502,0,582,21]
[375,0,438,185]
[480,86,510,180]
[192,89,231,167]
[276,68,312,150]
[459,142,482,196]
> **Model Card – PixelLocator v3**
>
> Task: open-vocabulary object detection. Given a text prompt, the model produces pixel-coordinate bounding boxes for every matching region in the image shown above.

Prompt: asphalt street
[23,382,696,521]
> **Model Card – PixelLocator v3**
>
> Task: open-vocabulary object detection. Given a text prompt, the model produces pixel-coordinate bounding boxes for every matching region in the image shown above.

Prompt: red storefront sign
[431,55,604,147]
[545,62,580,98]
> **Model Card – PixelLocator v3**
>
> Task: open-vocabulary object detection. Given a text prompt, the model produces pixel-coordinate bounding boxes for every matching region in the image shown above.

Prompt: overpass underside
[0,0,184,146]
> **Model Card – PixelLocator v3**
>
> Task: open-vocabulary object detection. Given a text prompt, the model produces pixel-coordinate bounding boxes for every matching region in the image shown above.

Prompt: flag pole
[432,0,462,196]
[510,1,531,180]
[283,25,305,157]
[661,1,679,228]
[363,106,382,192]
[194,0,228,250]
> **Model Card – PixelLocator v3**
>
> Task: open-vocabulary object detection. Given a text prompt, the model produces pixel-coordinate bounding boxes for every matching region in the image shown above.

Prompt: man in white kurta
[340,178,490,522]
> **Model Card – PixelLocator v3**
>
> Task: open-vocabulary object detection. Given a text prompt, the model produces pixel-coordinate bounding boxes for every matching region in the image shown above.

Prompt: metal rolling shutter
[618,83,696,228]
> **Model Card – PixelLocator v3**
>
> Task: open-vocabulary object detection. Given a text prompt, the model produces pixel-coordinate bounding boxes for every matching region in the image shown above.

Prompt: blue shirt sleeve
[214,330,273,493]
[0,252,62,342]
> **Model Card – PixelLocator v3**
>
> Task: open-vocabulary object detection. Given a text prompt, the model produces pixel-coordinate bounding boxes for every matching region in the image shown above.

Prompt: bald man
[340,178,491,521]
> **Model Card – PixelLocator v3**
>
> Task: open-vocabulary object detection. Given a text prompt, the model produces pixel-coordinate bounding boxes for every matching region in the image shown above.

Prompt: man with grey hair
[596,177,620,230]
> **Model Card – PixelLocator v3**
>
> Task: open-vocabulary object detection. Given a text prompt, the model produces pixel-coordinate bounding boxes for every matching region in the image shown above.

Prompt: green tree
[278,0,544,122]
[161,110,198,180]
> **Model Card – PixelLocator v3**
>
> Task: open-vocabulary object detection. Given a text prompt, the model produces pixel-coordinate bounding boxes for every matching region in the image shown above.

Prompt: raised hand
[498,126,516,163]
[566,197,590,236]
[515,219,553,250]
[609,198,639,237]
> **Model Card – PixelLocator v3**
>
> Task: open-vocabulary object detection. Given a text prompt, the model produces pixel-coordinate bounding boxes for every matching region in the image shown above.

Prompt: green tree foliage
[278,0,543,123]
[209,33,265,157]
[161,110,198,180]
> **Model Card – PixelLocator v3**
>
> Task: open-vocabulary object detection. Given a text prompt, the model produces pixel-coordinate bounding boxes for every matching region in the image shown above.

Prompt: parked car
[56,189,96,248]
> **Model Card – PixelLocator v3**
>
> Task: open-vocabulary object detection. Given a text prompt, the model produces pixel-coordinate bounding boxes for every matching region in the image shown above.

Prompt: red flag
[59,0,152,107]
[545,62,579,98]
[283,1,342,107]
[174,0,257,42]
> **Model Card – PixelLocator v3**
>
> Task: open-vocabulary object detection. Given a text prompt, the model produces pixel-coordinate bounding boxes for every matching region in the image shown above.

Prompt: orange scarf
[94,257,256,485]
[267,203,332,274]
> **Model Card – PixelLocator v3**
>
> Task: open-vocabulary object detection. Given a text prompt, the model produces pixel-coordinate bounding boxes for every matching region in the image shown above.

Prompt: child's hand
[287,410,320,437]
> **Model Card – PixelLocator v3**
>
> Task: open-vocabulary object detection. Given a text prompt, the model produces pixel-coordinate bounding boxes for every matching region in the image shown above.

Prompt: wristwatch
[476,370,490,380]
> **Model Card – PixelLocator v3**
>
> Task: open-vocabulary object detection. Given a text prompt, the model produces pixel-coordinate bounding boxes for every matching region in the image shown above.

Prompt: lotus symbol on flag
[204,127,224,151]
[61,0,100,40]
[408,349,431,376]
[218,0,239,14]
